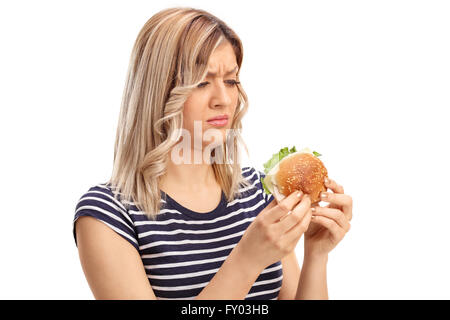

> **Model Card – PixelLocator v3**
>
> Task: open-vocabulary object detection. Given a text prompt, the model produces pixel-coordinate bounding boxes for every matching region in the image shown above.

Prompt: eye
[197,80,240,89]
[197,82,208,88]
[225,80,240,87]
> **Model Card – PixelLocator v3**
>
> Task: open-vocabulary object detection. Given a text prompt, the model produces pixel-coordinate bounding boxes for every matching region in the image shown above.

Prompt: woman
[73,7,353,300]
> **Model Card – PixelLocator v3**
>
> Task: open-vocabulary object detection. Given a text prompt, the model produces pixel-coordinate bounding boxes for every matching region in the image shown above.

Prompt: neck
[160,147,218,193]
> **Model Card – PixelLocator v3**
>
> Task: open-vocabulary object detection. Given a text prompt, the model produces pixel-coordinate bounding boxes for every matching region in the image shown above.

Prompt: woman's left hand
[304,177,353,258]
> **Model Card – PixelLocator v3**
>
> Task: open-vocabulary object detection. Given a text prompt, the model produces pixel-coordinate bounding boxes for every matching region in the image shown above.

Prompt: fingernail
[311,207,316,212]
[324,178,329,185]
[297,191,302,198]
[320,192,328,199]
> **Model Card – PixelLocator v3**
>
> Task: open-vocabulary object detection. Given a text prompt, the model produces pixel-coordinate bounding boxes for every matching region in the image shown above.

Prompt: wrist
[297,252,329,300]
[303,250,329,265]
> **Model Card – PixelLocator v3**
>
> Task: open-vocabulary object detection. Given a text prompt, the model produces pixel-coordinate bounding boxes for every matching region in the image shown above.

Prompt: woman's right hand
[237,190,313,271]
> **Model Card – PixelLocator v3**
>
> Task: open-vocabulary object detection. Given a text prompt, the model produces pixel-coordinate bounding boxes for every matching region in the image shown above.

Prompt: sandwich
[261,146,328,204]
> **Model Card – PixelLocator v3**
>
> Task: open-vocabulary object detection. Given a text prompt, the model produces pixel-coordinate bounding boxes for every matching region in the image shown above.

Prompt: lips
[207,114,229,127]
[207,115,228,122]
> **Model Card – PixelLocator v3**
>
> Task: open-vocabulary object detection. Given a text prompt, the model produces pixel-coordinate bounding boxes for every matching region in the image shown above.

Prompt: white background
[1,0,449,299]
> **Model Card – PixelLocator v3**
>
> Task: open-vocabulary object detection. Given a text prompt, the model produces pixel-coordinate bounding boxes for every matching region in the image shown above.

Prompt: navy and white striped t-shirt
[72,166,281,300]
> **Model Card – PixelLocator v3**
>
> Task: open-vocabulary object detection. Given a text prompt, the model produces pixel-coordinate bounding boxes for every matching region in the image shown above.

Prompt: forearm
[296,252,328,300]
[195,243,263,300]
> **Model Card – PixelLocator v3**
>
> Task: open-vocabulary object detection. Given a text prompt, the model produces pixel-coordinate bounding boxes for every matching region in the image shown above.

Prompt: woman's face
[182,41,239,152]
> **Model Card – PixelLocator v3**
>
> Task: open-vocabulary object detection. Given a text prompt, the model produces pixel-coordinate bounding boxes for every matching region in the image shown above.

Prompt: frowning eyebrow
[206,65,239,78]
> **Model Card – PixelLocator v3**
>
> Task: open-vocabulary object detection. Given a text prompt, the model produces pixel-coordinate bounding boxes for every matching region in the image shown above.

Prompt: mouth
[206,115,229,127]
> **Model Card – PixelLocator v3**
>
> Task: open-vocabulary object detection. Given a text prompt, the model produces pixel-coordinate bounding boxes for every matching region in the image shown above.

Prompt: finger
[281,207,313,248]
[310,215,346,241]
[274,194,311,234]
[311,206,350,232]
[324,177,344,194]
[261,189,303,223]
[319,192,353,221]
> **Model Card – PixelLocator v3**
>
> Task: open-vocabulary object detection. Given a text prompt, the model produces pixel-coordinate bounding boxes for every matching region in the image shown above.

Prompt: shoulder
[73,183,139,251]
[74,183,134,227]
[240,166,275,207]
[75,183,129,214]
[241,166,262,181]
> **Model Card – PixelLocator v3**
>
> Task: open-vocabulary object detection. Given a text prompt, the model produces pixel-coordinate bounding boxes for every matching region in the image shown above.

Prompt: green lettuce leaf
[263,146,297,174]
[261,177,271,195]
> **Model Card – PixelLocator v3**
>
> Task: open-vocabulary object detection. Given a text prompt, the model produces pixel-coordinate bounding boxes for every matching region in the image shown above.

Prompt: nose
[210,82,232,108]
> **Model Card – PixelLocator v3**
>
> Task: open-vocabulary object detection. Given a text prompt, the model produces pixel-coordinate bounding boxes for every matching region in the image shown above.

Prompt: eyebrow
[206,65,239,78]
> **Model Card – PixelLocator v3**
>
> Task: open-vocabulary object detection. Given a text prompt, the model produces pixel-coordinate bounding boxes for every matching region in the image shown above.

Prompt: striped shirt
[72,166,281,300]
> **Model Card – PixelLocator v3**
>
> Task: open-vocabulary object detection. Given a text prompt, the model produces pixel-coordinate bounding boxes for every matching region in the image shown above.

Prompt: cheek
[182,97,203,129]
[182,96,209,146]
[182,107,193,132]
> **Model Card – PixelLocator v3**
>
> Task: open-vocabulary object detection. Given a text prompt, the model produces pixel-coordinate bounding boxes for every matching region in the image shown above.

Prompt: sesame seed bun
[270,152,328,204]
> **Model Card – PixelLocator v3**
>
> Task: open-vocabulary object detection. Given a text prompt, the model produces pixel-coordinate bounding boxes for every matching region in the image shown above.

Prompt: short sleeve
[242,166,275,212]
[72,184,139,252]
[257,170,275,207]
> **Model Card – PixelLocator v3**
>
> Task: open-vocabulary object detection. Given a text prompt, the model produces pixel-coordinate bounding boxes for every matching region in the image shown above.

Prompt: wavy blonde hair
[107,7,252,220]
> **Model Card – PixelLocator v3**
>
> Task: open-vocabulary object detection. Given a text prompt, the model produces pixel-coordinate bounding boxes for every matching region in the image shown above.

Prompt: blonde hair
[107,7,252,219]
